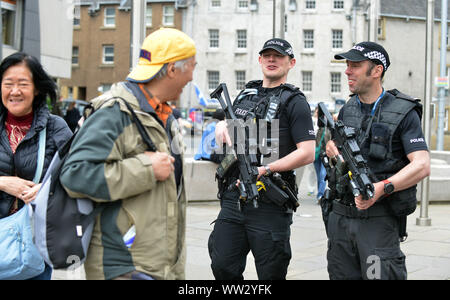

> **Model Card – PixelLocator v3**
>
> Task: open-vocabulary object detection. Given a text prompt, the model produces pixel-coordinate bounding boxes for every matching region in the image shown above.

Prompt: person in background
[0,52,72,280]
[194,109,225,162]
[313,106,330,204]
[63,101,81,132]
[60,28,196,280]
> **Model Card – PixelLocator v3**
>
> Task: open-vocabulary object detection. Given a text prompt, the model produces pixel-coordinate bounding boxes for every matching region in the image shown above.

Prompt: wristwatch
[383,179,395,195]
[264,165,272,176]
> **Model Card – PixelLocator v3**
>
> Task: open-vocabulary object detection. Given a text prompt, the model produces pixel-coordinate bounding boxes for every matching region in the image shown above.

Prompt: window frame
[332,29,343,50]
[72,46,79,65]
[235,70,246,91]
[146,5,152,27]
[303,29,314,50]
[330,72,341,94]
[162,5,175,26]
[333,0,344,10]
[302,71,313,92]
[236,29,247,49]
[209,29,219,49]
[104,7,116,27]
[207,70,220,90]
[1,0,23,49]
[102,45,115,65]
[305,0,316,10]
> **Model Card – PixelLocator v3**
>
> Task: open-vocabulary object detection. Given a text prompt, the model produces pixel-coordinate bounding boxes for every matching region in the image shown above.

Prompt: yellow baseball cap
[127,28,196,83]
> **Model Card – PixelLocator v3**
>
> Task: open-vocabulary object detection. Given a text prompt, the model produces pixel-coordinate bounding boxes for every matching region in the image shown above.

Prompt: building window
[238,0,248,9]
[305,0,316,9]
[332,29,343,49]
[163,5,174,26]
[73,5,80,26]
[235,71,246,90]
[331,72,341,93]
[303,30,314,49]
[211,0,221,7]
[208,71,220,90]
[302,71,312,92]
[104,7,115,27]
[146,5,152,27]
[100,84,112,93]
[72,47,79,65]
[447,25,450,47]
[237,30,247,49]
[333,0,344,10]
[209,29,219,48]
[1,0,18,47]
[102,45,114,64]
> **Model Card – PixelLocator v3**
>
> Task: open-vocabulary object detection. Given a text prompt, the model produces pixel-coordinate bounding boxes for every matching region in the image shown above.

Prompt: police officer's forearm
[267,140,315,173]
[383,150,430,194]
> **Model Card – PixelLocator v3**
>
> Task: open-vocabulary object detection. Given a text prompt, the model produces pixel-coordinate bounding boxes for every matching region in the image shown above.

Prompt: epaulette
[281,83,299,92]
[387,89,420,103]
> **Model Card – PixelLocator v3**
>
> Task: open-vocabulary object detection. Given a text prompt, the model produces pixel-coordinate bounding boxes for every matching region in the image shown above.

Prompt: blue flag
[193,83,219,106]
[194,83,207,106]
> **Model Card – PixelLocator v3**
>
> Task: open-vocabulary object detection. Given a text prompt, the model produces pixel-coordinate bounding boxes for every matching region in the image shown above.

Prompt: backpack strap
[114,97,157,152]
[33,127,47,183]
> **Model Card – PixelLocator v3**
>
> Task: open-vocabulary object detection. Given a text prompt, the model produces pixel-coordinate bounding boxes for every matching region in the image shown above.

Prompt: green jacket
[60,82,187,280]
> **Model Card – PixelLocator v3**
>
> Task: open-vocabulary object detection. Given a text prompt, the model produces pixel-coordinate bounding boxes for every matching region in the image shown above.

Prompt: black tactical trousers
[208,189,293,280]
[326,208,407,280]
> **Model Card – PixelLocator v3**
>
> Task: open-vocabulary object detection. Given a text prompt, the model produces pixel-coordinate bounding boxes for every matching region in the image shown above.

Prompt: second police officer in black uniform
[208,38,316,280]
[325,42,431,280]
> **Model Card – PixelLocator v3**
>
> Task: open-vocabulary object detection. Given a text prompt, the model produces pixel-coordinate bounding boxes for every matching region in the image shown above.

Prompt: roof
[76,0,175,6]
[380,0,450,21]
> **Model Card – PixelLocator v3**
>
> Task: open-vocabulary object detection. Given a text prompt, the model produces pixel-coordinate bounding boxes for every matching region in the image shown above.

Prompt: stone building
[60,0,183,101]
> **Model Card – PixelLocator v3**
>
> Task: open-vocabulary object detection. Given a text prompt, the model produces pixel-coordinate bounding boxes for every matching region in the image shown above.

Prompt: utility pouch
[369,123,390,160]
[258,176,290,207]
[216,152,238,179]
[320,189,334,237]
[385,185,418,217]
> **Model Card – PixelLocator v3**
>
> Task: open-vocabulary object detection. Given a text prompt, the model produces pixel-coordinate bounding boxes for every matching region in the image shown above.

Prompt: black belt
[332,201,391,218]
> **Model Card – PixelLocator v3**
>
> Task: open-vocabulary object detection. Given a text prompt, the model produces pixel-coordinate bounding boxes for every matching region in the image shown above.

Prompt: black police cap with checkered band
[335,41,390,72]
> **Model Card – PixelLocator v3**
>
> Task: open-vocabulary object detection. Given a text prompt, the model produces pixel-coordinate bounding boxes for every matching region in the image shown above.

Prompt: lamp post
[417,0,434,227]
[436,0,448,150]
[273,0,276,38]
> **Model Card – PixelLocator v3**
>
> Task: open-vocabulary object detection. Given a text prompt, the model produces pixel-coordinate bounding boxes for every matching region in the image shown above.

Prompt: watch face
[385,183,394,194]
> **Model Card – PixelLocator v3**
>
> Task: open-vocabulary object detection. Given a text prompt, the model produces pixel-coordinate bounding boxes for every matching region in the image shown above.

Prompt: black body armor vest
[232,80,302,121]
[224,80,303,183]
[340,89,423,216]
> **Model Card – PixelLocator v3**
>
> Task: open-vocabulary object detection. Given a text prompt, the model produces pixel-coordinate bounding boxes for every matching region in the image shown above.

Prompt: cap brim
[126,63,164,83]
[334,50,367,62]
[259,46,290,57]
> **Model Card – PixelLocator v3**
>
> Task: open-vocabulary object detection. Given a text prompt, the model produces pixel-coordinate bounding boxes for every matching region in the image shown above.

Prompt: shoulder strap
[33,127,47,183]
[113,97,158,152]
[278,85,304,111]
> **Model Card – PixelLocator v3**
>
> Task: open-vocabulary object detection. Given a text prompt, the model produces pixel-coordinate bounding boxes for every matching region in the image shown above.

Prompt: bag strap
[33,127,46,183]
[114,97,157,152]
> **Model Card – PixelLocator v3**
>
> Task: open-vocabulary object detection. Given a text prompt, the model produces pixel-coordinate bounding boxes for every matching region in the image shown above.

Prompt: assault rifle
[211,83,260,209]
[317,102,374,202]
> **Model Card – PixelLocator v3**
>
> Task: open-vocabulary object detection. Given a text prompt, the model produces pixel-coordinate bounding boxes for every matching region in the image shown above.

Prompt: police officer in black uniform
[208,38,315,280]
[325,42,431,279]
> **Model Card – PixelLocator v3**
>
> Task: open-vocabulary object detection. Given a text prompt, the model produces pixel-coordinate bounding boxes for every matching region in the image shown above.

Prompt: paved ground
[184,198,450,280]
[53,176,450,280]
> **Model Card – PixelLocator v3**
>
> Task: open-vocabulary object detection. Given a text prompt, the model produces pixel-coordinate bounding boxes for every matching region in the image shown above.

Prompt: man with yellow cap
[60,28,196,280]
